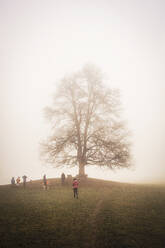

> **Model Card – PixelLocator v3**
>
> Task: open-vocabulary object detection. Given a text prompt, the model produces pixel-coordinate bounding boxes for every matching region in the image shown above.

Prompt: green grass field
[0,178,165,248]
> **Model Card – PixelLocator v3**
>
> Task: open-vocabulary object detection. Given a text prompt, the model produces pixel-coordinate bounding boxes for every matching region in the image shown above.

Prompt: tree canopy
[41,65,131,176]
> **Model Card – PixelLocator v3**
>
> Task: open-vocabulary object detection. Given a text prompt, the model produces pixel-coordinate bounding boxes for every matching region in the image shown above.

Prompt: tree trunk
[79,162,85,176]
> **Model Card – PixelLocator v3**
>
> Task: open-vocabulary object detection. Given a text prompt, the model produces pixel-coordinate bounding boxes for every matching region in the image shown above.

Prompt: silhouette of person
[61,173,65,185]
[11,177,15,186]
[22,175,27,188]
[43,174,47,190]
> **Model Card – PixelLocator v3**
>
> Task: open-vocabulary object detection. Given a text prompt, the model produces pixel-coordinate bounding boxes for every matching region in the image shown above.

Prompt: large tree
[41,65,131,176]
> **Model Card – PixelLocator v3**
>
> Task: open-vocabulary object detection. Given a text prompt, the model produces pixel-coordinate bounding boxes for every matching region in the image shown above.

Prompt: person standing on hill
[22,175,27,188]
[16,176,21,186]
[72,178,79,199]
[43,174,47,190]
[61,173,65,185]
[11,177,15,186]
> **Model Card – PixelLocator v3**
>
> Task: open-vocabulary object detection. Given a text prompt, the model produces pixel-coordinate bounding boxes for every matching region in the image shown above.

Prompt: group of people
[11,173,79,198]
[11,175,27,188]
[43,173,79,198]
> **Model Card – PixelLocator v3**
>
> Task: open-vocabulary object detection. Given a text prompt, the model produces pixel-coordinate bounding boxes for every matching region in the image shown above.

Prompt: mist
[0,0,165,185]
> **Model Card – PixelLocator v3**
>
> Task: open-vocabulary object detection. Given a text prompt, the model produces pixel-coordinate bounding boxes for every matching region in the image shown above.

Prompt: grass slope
[0,178,165,248]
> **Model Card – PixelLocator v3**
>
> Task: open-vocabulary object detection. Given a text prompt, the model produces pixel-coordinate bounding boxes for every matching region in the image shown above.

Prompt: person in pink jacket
[72,178,79,199]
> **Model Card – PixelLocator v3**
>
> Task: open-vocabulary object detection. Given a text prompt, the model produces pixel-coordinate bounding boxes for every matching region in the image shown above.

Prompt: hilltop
[0,178,165,248]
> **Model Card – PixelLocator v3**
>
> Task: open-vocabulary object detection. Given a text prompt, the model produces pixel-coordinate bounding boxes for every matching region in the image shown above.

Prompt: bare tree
[41,65,131,176]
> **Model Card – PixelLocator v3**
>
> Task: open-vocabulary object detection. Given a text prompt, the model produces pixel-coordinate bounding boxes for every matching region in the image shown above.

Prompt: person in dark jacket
[43,174,47,190]
[22,175,27,188]
[11,177,15,186]
[61,173,66,185]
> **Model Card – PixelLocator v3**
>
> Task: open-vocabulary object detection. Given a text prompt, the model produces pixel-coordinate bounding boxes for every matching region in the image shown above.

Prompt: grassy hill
[0,178,165,248]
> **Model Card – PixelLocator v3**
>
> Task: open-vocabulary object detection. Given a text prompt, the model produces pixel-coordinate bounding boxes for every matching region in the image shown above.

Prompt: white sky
[0,0,165,185]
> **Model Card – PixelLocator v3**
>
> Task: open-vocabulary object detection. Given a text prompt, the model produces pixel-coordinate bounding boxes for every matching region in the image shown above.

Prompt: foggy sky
[0,0,165,185]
